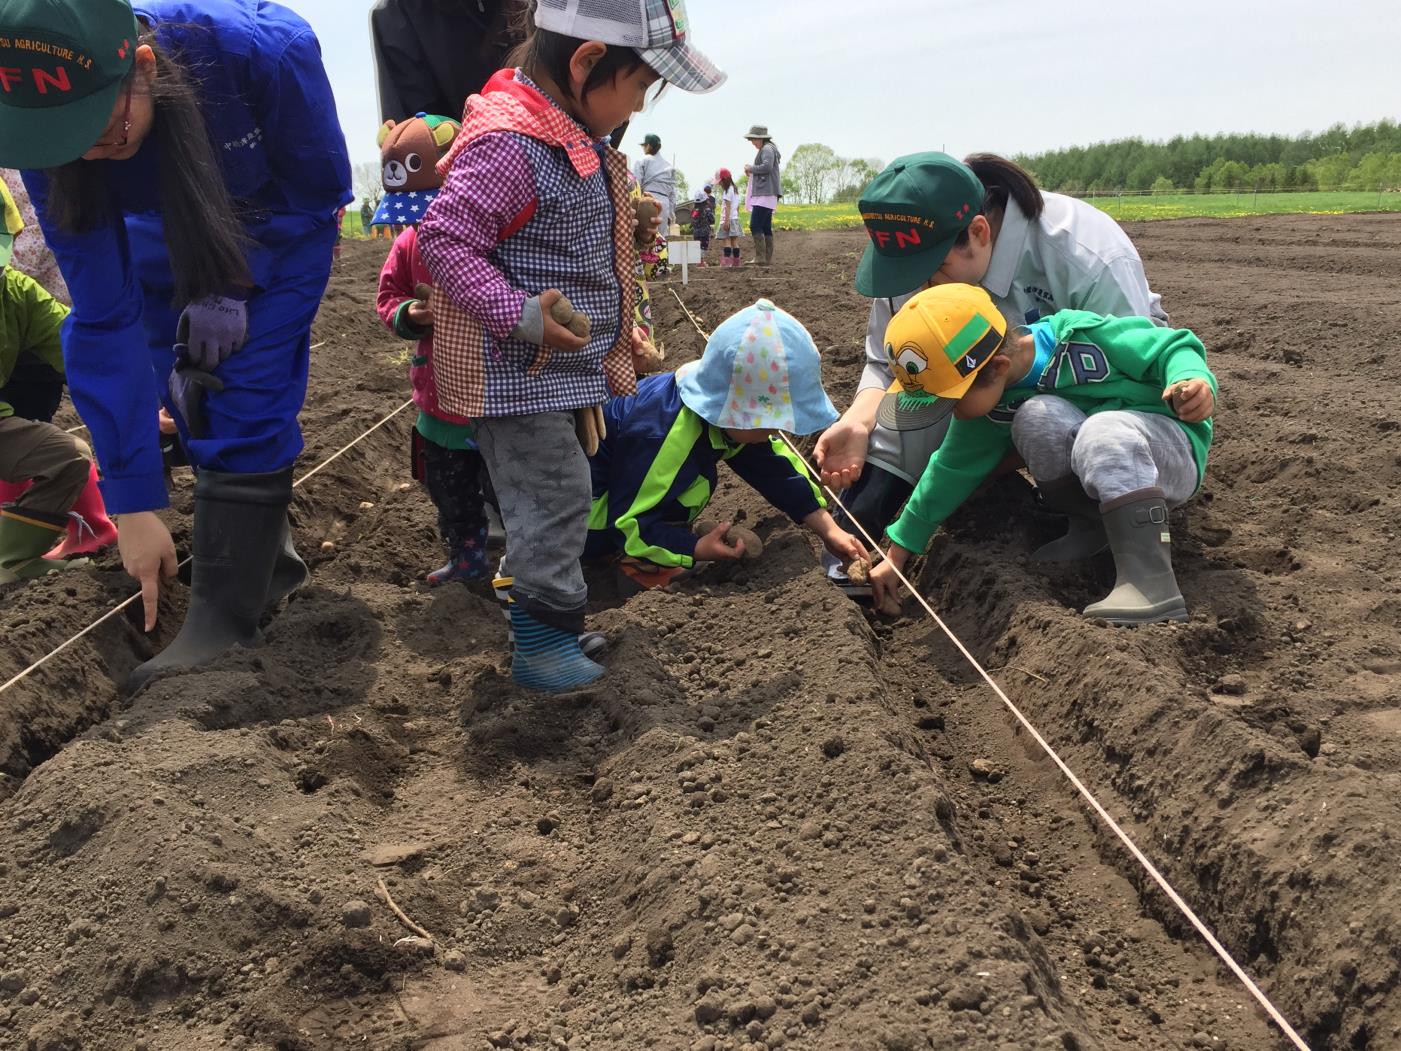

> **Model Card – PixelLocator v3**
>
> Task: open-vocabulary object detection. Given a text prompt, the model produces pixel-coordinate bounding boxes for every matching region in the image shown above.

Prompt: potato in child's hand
[847,558,871,585]
[635,196,661,231]
[414,282,433,302]
[728,525,762,561]
[549,294,592,341]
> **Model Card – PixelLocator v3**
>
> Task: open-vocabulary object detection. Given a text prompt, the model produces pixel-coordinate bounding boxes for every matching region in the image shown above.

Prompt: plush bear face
[378,115,459,193]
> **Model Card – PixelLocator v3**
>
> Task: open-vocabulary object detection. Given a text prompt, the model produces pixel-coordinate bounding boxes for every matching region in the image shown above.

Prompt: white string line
[669,287,1309,1051]
[0,399,414,698]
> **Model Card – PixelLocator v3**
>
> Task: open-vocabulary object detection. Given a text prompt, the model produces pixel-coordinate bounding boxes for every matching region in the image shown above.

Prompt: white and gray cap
[534,0,727,94]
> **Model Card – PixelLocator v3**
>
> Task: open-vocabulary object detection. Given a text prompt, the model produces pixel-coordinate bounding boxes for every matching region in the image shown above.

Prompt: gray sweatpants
[473,411,590,623]
[1010,395,1198,506]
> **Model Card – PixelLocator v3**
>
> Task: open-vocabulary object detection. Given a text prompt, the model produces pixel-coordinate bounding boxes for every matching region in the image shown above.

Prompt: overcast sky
[296,0,1399,201]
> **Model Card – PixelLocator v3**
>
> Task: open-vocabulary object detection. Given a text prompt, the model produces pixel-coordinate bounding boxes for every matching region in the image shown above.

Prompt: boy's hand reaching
[867,545,912,615]
[694,521,745,561]
[1163,379,1215,423]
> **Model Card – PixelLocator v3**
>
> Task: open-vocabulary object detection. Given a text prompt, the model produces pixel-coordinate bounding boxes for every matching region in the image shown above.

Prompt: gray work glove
[168,347,225,440]
[177,295,248,369]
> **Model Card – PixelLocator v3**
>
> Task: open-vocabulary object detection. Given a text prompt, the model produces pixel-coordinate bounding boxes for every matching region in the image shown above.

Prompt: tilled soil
[1,216,1398,1051]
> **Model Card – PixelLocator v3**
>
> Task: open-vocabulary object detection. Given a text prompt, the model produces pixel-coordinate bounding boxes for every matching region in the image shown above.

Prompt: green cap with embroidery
[855,152,985,299]
[0,0,139,170]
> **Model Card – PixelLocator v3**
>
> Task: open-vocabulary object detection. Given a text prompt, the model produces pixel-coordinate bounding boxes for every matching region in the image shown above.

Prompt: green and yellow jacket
[586,374,826,568]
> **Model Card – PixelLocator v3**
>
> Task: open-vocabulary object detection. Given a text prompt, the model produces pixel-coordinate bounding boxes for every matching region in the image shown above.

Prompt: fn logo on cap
[0,32,99,105]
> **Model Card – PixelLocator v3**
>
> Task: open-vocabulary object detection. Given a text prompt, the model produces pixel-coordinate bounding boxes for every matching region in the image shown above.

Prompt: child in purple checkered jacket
[417,0,725,694]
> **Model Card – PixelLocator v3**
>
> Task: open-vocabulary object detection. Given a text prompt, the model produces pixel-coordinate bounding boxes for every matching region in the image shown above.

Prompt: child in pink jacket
[376,174,494,586]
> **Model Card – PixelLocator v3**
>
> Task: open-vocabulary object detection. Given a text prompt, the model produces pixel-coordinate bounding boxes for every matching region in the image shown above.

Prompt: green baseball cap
[642,133,662,150]
[855,152,986,299]
[0,0,139,170]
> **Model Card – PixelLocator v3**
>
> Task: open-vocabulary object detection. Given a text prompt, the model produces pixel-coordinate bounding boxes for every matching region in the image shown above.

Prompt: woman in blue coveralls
[0,0,351,690]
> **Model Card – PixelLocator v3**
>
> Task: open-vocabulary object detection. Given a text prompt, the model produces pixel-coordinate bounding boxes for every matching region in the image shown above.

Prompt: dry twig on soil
[376,877,434,942]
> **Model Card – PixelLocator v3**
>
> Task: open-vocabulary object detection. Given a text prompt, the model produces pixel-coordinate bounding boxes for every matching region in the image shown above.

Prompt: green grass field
[764,191,1401,230]
[342,191,1401,240]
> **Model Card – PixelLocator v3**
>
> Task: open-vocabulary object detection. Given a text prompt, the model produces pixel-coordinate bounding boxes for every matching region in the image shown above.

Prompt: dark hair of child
[43,22,252,308]
[505,15,646,101]
[951,153,1046,248]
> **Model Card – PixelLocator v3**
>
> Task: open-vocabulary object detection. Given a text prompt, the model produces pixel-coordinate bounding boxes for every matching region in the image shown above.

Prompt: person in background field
[689,188,714,265]
[744,124,781,267]
[585,299,866,589]
[0,221,102,583]
[360,198,374,235]
[866,284,1216,626]
[0,182,117,560]
[634,132,675,279]
[417,0,725,692]
[371,0,516,121]
[814,152,1167,601]
[1,0,352,692]
[715,168,742,268]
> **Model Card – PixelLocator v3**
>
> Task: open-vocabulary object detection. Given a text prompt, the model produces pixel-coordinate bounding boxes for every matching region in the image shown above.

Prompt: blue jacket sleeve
[244,26,352,287]
[725,437,825,523]
[22,171,168,514]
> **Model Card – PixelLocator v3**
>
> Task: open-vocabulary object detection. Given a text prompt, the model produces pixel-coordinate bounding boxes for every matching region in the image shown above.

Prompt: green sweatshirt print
[886,310,1217,555]
[1,268,69,420]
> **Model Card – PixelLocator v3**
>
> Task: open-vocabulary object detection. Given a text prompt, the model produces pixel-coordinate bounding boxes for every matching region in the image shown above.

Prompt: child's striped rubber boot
[493,561,607,659]
[508,605,604,693]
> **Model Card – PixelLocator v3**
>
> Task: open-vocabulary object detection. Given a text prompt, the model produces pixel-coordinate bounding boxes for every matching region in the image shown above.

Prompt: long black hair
[44,24,250,307]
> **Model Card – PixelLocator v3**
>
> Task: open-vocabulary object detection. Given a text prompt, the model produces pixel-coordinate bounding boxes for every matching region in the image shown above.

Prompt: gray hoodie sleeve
[858,296,902,394]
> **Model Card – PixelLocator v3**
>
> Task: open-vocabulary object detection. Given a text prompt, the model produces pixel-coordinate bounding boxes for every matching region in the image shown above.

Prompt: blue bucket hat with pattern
[675,299,838,435]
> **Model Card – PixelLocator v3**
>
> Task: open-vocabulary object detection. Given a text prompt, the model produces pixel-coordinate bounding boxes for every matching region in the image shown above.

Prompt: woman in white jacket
[815,152,1167,598]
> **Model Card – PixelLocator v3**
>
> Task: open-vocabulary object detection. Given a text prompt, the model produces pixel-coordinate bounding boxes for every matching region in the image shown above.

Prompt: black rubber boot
[1033,477,1108,562]
[1082,488,1187,625]
[128,469,293,694]
[266,516,309,609]
[763,234,775,266]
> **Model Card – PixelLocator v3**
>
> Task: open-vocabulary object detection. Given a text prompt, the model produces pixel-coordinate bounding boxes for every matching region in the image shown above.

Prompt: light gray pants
[473,411,590,624]
[1010,395,1198,506]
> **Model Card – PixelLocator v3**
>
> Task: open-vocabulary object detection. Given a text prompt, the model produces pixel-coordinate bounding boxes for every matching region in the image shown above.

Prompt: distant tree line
[1014,120,1401,194]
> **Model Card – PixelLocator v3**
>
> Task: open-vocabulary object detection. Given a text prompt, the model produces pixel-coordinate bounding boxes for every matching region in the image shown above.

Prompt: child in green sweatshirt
[868,283,1217,625]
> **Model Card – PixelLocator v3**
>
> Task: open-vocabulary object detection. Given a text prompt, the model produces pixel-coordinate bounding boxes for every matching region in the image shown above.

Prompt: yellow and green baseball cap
[0,0,139,170]
[855,152,985,299]
[876,284,1008,431]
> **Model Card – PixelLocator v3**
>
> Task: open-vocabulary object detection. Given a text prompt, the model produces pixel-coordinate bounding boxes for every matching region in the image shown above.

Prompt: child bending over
[586,299,865,586]
[868,284,1216,625]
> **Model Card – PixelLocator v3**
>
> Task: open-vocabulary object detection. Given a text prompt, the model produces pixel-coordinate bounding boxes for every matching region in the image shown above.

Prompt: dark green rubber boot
[1083,488,1188,625]
[1033,477,1108,563]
